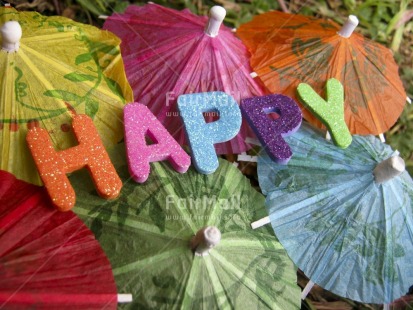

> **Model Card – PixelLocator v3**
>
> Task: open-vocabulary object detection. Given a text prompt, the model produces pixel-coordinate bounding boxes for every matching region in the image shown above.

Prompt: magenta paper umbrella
[103,3,267,154]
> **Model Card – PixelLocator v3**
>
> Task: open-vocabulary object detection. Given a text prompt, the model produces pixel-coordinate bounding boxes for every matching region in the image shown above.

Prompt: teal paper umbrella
[254,122,413,304]
[69,145,301,309]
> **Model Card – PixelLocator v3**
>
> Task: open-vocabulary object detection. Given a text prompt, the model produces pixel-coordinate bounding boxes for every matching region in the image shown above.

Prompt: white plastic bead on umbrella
[190,226,222,256]
[1,21,22,52]
[336,15,359,38]
[204,6,226,37]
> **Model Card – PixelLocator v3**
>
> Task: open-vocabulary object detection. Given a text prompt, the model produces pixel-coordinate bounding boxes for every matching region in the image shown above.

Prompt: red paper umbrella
[103,3,267,155]
[0,170,118,310]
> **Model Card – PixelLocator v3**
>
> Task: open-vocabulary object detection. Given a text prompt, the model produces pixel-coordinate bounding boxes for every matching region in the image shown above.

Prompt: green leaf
[97,44,118,56]
[104,77,125,102]
[43,90,81,101]
[48,21,65,32]
[64,72,96,82]
[75,53,93,65]
[85,99,99,119]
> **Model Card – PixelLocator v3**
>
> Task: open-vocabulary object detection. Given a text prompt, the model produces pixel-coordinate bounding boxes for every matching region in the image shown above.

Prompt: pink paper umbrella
[103,3,267,154]
[0,170,132,309]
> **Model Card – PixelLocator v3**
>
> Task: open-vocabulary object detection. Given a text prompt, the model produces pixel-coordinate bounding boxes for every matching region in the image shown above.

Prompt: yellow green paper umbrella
[0,6,133,185]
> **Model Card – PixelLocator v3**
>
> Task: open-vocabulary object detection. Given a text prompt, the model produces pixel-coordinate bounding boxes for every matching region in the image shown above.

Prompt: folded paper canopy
[0,6,133,185]
[237,11,407,136]
[256,122,413,304]
[103,3,267,155]
[70,144,301,309]
[0,170,118,310]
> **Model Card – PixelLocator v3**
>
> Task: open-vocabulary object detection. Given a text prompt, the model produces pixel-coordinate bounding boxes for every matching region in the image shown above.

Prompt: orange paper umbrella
[237,11,407,135]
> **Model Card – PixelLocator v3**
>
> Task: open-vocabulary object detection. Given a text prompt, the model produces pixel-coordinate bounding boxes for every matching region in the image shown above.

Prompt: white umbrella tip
[210,6,226,22]
[348,15,359,25]
[204,226,221,245]
[1,20,22,52]
[205,6,226,37]
[191,226,221,256]
[337,15,359,38]
[373,155,405,184]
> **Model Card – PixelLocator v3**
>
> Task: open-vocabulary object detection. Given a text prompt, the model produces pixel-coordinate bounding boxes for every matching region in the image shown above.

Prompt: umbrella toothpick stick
[237,152,258,163]
[301,280,314,300]
[373,155,405,184]
[191,226,221,256]
[251,217,271,229]
[204,6,226,38]
[1,21,22,52]
[337,15,359,38]
[117,294,133,303]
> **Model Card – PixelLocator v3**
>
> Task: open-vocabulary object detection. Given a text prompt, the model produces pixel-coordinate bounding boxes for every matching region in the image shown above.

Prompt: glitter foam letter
[241,94,302,164]
[124,103,191,183]
[297,78,352,148]
[178,92,242,174]
[26,114,122,211]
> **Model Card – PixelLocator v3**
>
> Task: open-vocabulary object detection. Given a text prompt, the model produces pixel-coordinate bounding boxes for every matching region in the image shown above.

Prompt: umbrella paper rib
[153,163,199,233]
[112,247,184,276]
[138,3,204,27]
[0,293,119,306]
[109,16,197,29]
[22,31,80,43]
[74,206,188,241]
[218,236,285,251]
[131,33,195,66]
[210,251,283,310]
[203,256,233,308]
[20,46,121,102]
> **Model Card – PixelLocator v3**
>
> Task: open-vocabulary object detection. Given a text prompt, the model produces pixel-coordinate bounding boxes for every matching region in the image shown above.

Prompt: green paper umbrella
[70,145,300,309]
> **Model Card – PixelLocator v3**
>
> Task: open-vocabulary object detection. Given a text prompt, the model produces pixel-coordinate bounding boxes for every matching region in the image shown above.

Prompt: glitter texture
[26,114,122,211]
[124,103,191,183]
[241,94,302,164]
[297,78,352,149]
[177,92,242,174]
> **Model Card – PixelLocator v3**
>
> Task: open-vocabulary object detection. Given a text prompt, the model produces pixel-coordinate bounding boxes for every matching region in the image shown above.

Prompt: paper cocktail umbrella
[252,122,413,305]
[70,145,301,309]
[0,170,132,309]
[102,3,266,155]
[237,11,407,136]
[0,6,133,185]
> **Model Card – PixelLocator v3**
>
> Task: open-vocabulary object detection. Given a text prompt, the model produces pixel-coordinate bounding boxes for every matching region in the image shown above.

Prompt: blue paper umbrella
[255,122,413,304]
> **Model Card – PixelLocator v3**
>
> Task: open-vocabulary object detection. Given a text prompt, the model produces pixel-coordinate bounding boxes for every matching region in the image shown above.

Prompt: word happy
[27,80,350,211]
